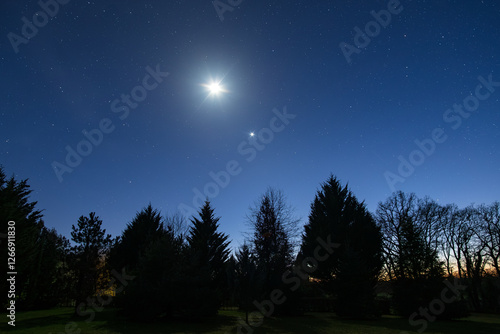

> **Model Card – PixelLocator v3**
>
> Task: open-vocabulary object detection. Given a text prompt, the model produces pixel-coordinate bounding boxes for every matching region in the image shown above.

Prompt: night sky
[1,0,499,249]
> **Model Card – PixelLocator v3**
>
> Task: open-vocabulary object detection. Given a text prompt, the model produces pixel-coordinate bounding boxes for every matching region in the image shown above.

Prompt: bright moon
[206,81,224,96]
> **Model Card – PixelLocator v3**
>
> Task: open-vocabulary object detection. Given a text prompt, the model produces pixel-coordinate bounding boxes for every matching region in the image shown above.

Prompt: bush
[392,277,469,320]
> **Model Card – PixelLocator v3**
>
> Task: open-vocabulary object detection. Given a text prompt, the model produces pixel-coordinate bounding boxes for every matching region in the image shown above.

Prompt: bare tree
[477,202,500,277]
[440,204,463,277]
[453,207,487,280]
[416,197,448,258]
[441,203,499,278]
[247,187,300,260]
[165,212,189,240]
[246,187,299,298]
[376,192,442,281]
[376,191,418,280]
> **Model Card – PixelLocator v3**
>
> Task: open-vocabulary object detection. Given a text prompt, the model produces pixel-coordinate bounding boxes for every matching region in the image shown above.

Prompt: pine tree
[0,166,66,309]
[120,223,183,320]
[109,204,164,274]
[235,243,258,322]
[247,188,299,314]
[184,200,230,316]
[187,200,230,281]
[71,212,112,315]
[251,188,296,277]
[300,175,383,319]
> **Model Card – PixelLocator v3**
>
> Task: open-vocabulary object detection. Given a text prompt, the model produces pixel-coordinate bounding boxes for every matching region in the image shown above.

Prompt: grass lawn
[1,308,500,334]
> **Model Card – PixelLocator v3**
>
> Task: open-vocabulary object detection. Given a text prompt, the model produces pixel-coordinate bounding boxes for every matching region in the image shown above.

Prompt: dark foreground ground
[2,307,500,333]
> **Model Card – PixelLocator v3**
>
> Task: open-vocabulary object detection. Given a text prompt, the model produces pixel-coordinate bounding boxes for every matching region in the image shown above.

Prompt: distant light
[208,82,222,95]
[250,132,255,137]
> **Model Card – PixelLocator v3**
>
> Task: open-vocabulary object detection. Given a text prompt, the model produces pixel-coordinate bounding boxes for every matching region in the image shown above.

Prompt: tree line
[1,165,499,323]
[376,192,500,315]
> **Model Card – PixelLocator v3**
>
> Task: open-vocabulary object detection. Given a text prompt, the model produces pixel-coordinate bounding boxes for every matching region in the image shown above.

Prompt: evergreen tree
[300,175,383,319]
[27,227,70,308]
[109,204,164,274]
[71,212,112,315]
[183,200,231,317]
[234,243,259,322]
[0,166,66,309]
[120,223,183,319]
[247,188,299,314]
[187,200,230,282]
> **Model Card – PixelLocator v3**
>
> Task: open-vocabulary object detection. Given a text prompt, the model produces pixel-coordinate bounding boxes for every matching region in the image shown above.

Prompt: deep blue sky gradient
[1,0,499,249]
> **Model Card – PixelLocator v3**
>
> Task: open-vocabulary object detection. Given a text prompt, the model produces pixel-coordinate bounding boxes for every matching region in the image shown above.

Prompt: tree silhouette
[478,202,500,277]
[234,243,258,322]
[376,191,443,281]
[187,200,230,282]
[182,200,231,317]
[71,212,112,315]
[0,166,67,309]
[27,227,70,308]
[247,187,299,314]
[451,205,487,311]
[119,222,183,320]
[109,204,165,274]
[301,175,382,319]
[376,192,449,316]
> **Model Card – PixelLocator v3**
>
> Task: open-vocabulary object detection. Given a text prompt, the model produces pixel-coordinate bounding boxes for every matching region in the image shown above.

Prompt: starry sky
[1,0,499,249]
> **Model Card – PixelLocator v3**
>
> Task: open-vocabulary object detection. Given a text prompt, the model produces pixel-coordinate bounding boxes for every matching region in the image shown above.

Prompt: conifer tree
[71,212,112,315]
[1,166,67,309]
[184,200,230,316]
[247,188,300,314]
[301,175,383,318]
[109,204,164,274]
